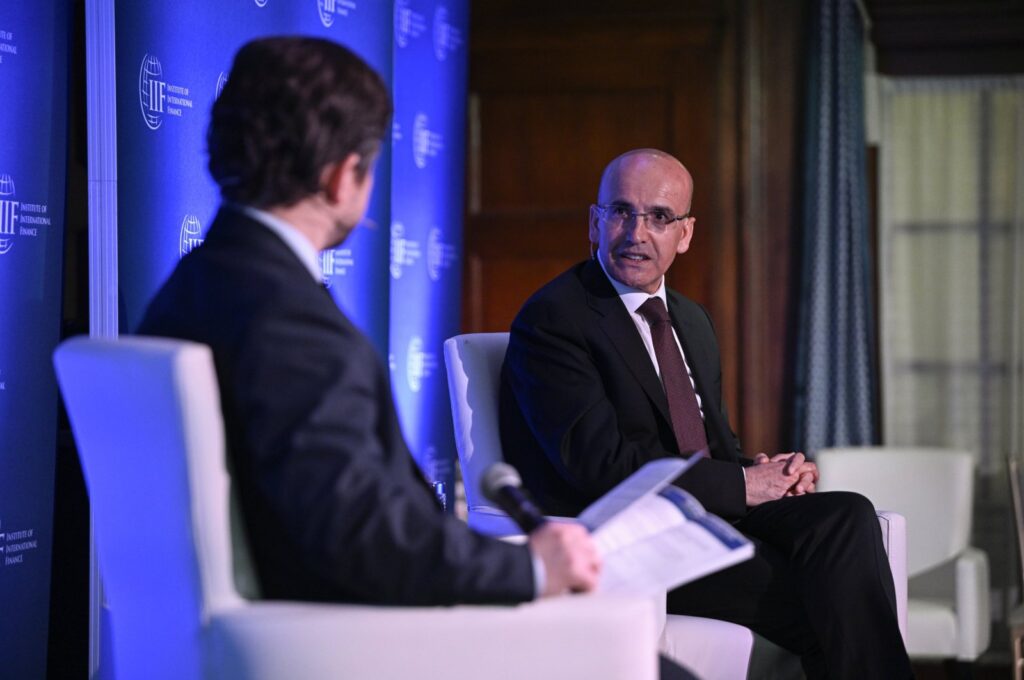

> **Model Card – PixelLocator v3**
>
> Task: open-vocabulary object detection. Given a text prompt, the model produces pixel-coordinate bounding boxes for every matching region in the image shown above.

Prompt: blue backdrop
[115,0,467,504]
[390,0,467,505]
[0,1,71,675]
[116,0,394,351]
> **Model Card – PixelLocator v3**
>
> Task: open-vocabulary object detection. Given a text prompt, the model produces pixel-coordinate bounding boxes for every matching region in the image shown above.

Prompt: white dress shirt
[596,258,706,420]
[240,205,323,283]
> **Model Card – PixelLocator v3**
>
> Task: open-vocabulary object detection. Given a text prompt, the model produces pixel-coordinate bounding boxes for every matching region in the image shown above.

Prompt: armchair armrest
[955,546,990,660]
[876,510,908,644]
[205,595,658,680]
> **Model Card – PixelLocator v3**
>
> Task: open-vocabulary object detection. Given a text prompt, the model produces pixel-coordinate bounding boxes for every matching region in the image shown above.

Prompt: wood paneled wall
[465,0,807,455]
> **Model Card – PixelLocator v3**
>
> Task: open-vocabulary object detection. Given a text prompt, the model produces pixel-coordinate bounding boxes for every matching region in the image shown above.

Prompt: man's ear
[320,152,364,207]
[676,216,696,254]
[588,204,601,246]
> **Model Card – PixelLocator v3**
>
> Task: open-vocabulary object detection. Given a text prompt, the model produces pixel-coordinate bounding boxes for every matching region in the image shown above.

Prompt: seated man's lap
[666,492,887,655]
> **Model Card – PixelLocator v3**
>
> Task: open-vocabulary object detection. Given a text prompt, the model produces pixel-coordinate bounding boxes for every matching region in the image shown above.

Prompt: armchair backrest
[54,336,247,679]
[816,446,974,577]
[443,333,510,514]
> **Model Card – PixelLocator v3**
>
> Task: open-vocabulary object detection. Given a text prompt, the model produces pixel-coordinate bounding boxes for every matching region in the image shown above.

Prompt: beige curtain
[880,78,1024,471]
[879,76,1024,626]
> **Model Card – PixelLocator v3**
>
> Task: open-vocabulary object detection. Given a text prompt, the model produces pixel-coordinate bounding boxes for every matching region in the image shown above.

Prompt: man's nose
[622,214,650,241]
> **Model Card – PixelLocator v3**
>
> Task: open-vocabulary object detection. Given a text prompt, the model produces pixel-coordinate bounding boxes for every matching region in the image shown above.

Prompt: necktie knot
[637,297,671,325]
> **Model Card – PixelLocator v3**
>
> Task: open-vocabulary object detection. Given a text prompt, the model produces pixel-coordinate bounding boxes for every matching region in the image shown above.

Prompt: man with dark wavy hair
[139,36,600,606]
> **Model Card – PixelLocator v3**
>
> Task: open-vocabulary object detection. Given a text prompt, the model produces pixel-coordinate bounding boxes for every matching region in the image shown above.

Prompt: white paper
[576,457,753,594]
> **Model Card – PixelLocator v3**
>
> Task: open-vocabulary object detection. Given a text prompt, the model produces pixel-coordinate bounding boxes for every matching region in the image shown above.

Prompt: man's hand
[529,521,602,597]
[751,452,818,498]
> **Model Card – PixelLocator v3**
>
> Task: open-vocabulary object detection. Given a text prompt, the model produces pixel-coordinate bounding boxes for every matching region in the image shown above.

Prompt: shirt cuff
[530,552,546,598]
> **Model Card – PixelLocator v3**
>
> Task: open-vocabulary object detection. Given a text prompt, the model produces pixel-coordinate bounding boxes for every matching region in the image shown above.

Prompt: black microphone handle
[494,485,547,534]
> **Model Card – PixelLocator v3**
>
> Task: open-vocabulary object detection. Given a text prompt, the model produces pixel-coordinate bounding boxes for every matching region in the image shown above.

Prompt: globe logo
[433,5,450,61]
[254,0,268,6]
[216,72,229,99]
[407,335,425,393]
[318,0,336,28]
[138,54,166,131]
[413,113,430,169]
[0,173,17,256]
[395,0,413,48]
[179,214,204,259]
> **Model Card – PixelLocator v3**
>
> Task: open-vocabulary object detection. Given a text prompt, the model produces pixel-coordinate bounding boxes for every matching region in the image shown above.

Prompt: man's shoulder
[516,260,598,314]
[665,286,717,339]
[665,286,700,311]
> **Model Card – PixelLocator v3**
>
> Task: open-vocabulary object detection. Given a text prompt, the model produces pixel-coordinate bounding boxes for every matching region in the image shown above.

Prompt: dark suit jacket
[140,207,533,605]
[500,260,749,519]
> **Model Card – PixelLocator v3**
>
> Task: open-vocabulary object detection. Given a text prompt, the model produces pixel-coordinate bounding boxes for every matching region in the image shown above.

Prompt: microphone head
[481,462,522,502]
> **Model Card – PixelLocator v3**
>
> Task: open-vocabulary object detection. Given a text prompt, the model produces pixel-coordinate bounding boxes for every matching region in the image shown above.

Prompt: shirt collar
[595,256,668,315]
[238,204,323,283]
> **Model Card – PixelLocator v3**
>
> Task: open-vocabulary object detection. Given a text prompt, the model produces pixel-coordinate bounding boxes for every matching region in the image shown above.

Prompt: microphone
[481,463,547,534]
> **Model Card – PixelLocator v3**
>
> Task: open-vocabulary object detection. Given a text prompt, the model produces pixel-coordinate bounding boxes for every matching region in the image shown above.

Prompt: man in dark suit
[501,148,913,678]
[138,36,600,606]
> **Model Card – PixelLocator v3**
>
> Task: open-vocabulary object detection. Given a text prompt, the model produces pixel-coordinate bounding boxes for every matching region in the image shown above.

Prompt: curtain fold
[793,0,877,454]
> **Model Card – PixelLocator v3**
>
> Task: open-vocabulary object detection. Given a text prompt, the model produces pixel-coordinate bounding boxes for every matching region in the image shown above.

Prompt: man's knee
[801,491,881,548]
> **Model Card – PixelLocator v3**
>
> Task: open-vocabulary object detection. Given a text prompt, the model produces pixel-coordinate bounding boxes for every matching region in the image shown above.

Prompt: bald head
[598,148,693,213]
[588,148,697,294]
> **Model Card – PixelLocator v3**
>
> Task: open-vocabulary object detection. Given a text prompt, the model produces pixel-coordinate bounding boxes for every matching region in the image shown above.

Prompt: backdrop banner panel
[115,0,393,351]
[389,0,468,507]
[0,1,71,675]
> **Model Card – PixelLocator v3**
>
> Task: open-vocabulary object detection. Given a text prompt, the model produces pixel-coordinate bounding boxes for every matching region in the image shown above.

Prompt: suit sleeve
[505,295,746,518]
[232,299,534,605]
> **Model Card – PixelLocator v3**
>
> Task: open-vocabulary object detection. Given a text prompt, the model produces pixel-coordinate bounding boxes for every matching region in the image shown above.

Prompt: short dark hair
[207,36,391,208]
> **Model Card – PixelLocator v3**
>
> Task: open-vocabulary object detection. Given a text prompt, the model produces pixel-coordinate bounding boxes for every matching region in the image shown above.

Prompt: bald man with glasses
[499,149,912,679]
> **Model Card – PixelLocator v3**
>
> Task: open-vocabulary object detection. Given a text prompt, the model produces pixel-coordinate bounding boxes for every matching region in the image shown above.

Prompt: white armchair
[817,446,990,662]
[443,332,756,678]
[1006,459,1023,680]
[54,336,660,680]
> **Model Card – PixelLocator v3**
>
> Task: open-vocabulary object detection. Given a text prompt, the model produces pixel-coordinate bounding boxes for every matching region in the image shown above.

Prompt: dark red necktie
[637,297,709,457]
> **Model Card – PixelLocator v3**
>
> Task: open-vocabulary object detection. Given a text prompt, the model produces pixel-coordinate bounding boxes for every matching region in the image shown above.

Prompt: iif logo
[390,222,421,279]
[318,0,356,28]
[0,174,18,256]
[433,5,462,61]
[394,0,426,48]
[318,0,336,26]
[406,335,437,393]
[426,227,456,282]
[412,113,444,169]
[321,247,355,279]
[139,54,167,130]
[254,0,269,6]
[179,214,203,259]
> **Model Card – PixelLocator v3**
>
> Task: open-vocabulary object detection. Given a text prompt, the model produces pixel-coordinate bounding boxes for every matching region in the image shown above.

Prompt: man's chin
[609,266,659,293]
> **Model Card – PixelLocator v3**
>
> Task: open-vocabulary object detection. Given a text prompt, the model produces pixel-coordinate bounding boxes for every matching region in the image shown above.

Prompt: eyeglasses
[594,203,690,233]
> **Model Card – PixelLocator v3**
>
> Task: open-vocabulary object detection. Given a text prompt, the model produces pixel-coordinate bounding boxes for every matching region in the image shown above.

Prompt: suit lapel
[579,261,674,428]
